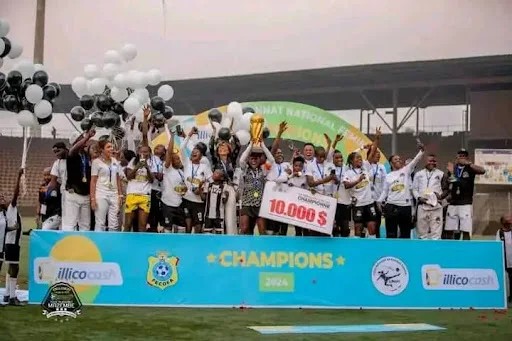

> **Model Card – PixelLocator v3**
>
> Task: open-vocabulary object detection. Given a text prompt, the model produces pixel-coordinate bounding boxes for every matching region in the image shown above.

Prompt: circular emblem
[152,260,172,282]
[371,257,409,296]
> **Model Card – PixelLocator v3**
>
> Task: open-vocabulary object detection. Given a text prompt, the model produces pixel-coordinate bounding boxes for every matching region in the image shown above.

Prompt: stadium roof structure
[53,54,512,115]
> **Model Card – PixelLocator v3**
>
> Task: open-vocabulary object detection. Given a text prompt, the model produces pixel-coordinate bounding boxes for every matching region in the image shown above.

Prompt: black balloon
[80,95,95,110]
[161,105,174,120]
[262,127,270,139]
[0,72,6,91]
[20,79,33,97]
[80,118,93,131]
[150,96,165,111]
[102,111,117,128]
[0,38,11,58]
[112,102,125,115]
[33,71,49,87]
[3,84,15,95]
[7,71,23,88]
[96,94,111,111]
[208,108,222,124]
[90,111,105,128]
[21,98,34,112]
[152,113,166,128]
[112,126,125,140]
[114,114,121,127]
[42,84,58,101]
[122,111,130,122]
[48,82,61,97]
[218,127,231,141]
[37,114,53,125]
[70,106,86,122]
[243,107,255,114]
[3,94,19,112]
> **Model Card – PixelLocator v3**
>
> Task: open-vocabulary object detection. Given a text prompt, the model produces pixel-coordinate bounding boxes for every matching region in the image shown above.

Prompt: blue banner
[29,231,506,309]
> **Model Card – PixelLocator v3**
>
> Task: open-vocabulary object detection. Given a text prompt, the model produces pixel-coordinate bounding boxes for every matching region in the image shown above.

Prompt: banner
[29,232,506,309]
[152,102,389,168]
[474,149,512,185]
[259,181,336,235]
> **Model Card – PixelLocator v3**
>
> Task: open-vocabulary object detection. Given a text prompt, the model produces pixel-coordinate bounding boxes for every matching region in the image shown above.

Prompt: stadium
[1,1,512,340]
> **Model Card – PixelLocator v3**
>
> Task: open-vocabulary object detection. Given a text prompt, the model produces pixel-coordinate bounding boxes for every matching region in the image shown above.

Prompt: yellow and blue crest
[147,252,179,290]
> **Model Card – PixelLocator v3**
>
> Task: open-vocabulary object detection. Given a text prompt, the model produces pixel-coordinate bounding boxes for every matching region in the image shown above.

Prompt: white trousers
[224,185,238,235]
[62,192,91,231]
[416,205,443,240]
[42,215,61,230]
[445,204,473,233]
[94,191,119,231]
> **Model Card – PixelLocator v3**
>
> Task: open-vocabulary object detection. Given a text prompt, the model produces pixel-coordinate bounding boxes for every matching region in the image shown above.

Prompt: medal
[82,176,87,183]
[253,192,260,198]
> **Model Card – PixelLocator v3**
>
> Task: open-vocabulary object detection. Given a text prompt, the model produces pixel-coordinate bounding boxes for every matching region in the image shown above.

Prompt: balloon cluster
[0,18,61,127]
[207,102,269,146]
[69,43,175,137]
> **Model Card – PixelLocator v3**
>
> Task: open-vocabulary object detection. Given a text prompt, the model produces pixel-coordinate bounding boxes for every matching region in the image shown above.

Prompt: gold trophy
[250,114,265,148]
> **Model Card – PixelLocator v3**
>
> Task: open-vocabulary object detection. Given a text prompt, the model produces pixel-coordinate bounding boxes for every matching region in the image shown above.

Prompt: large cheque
[259,181,336,235]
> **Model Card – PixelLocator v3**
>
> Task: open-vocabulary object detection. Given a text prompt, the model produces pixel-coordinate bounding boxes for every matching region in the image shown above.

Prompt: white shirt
[343,160,374,207]
[148,155,164,192]
[267,162,291,183]
[306,161,335,195]
[161,165,186,207]
[91,158,119,195]
[2,204,19,246]
[288,173,307,188]
[183,162,212,203]
[496,229,512,268]
[378,150,424,206]
[333,165,351,205]
[51,159,67,191]
[126,159,154,195]
[369,163,387,201]
[412,168,445,210]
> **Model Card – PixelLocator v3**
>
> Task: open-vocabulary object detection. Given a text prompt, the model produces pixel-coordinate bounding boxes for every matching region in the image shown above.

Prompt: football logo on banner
[147,252,180,290]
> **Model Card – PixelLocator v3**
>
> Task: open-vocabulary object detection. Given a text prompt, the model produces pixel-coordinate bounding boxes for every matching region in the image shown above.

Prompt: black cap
[457,149,469,156]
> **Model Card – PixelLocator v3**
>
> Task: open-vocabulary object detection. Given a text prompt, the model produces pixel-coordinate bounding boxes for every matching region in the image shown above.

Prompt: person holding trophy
[239,114,275,235]
[444,149,486,240]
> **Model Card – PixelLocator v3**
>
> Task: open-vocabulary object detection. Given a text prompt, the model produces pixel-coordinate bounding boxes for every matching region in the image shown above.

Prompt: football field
[1,223,511,340]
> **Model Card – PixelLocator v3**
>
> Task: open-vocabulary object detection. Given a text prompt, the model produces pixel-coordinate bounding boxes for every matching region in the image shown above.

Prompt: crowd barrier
[29,231,507,309]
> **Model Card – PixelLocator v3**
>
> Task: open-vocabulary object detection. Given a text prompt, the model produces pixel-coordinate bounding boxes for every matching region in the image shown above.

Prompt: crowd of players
[2,106,506,305]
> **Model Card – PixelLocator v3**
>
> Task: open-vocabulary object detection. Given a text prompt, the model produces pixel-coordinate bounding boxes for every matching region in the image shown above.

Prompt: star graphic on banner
[336,256,346,266]
[207,253,217,263]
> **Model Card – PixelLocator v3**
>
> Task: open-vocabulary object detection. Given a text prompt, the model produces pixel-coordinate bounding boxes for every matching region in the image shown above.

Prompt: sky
[0,0,510,137]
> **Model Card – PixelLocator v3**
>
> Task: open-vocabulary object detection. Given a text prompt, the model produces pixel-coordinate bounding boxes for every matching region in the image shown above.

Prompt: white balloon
[133,71,148,89]
[0,38,4,55]
[124,97,141,114]
[134,108,144,122]
[84,64,100,79]
[0,19,10,37]
[147,69,162,86]
[235,130,251,146]
[113,73,127,88]
[238,112,253,132]
[125,70,139,88]
[104,49,123,64]
[17,110,37,127]
[157,84,174,101]
[34,100,52,119]
[227,102,243,118]
[110,87,128,102]
[121,44,137,61]
[221,116,231,128]
[71,77,88,96]
[211,122,222,138]
[15,59,35,80]
[90,78,108,94]
[25,84,43,104]
[102,63,120,79]
[133,88,149,103]
[8,42,23,59]
[0,57,3,69]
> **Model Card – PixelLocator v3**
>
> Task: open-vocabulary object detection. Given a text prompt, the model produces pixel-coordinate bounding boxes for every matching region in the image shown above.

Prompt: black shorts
[335,204,351,224]
[2,244,21,263]
[160,203,186,228]
[352,203,378,224]
[204,218,224,233]
[241,206,260,218]
[182,199,205,226]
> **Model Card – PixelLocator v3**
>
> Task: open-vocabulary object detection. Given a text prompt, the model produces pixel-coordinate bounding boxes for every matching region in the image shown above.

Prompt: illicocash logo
[422,264,499,291]
[372,257,409,296]
[33,235,123,303]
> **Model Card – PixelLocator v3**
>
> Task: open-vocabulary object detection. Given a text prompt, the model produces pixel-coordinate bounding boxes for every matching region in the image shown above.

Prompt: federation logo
[372,257,409,296]
[147,252,179,290]
[42,282,82,322]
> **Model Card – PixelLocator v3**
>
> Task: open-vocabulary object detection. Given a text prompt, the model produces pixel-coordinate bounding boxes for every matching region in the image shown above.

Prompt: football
[156,264,170,278]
